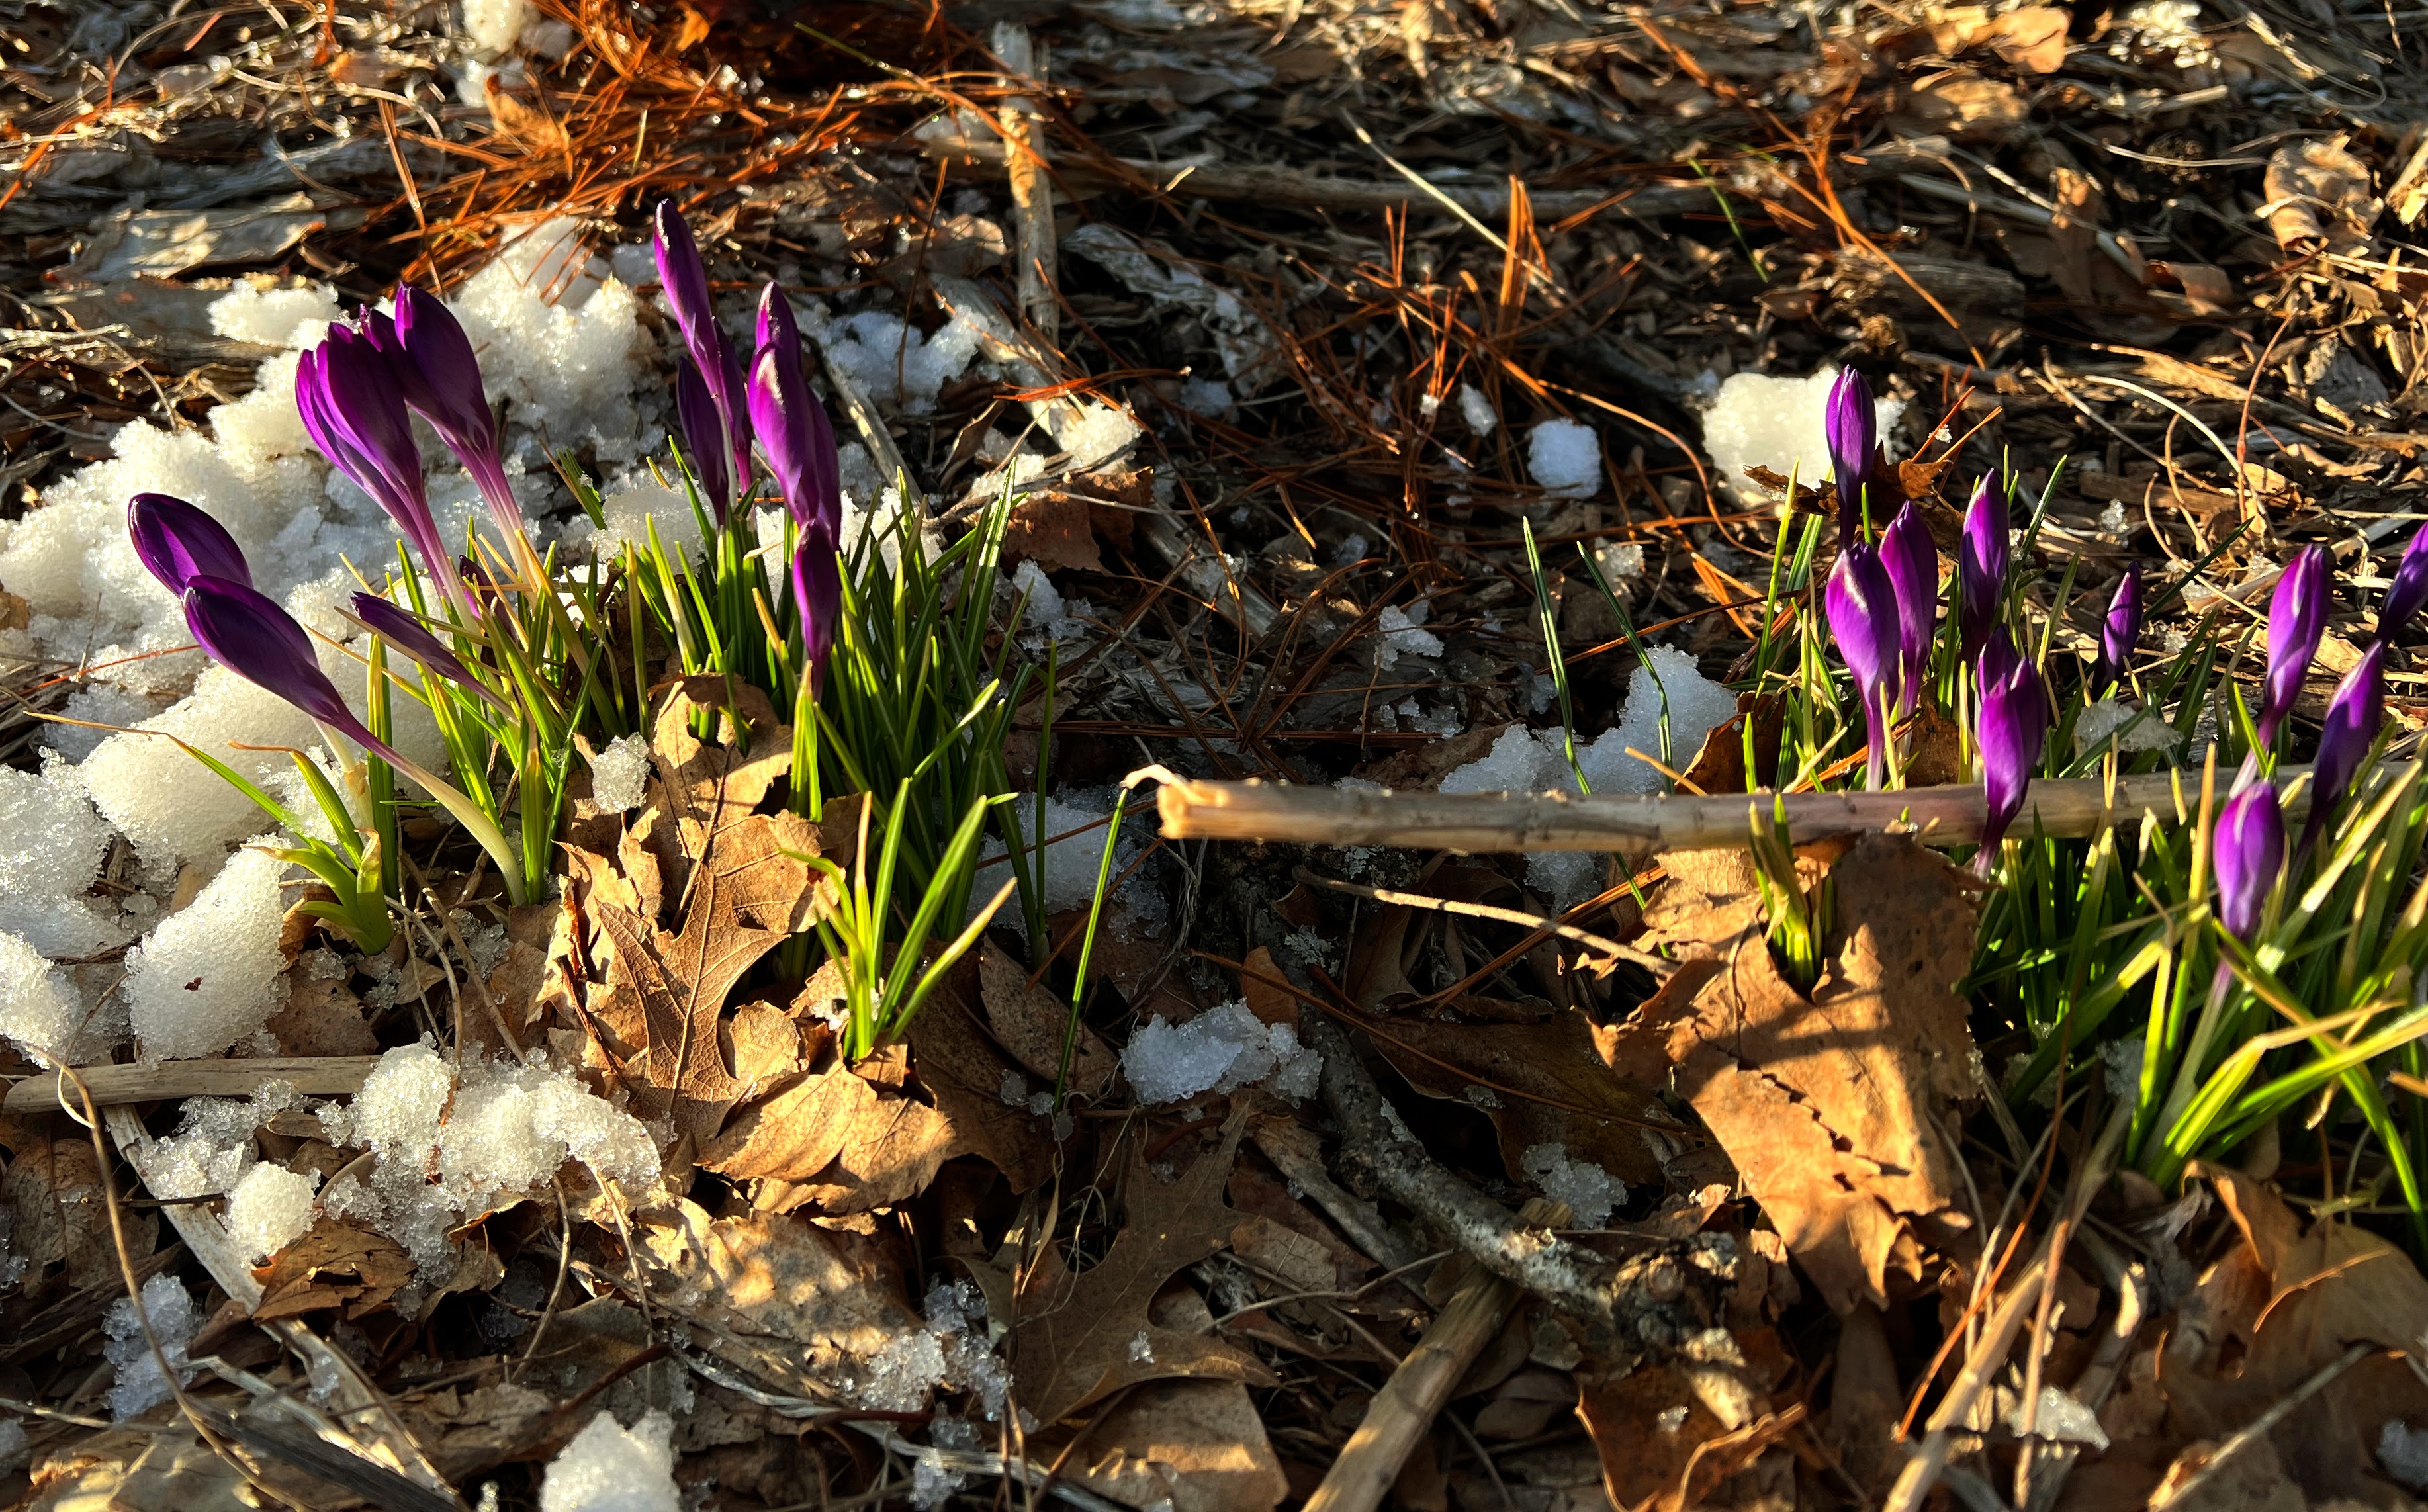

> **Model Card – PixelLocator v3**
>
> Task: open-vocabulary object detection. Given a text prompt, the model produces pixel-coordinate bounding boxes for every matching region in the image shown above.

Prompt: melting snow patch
[2002,1386,2110,1449]
[1459,384,1498,437]
[0,930,87,1065]
[587,734,651,812]
[1527,419,1603,497]
[123,842,292,1061]
[225,1161,320,1266]
[2074,698,2177,756]
[1374,602,1442,669]
[1701,367,1905,502]
[813,310,981,414]
[540,1411,679,1512]
[1122,1001,1322,1104]
[2381,1421,2428,1490]
[1519,1144,1623,1229]
[104,1273,197,1419]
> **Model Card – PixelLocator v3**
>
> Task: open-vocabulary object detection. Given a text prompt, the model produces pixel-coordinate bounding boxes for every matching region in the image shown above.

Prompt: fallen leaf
[1001,491,1105,574]
[979,943,1117,1096]
[641,1200,922,1400]
[3,1137,134,1289]
[2263,139,2381,253]
[2161,1164,2428,1498]
[1012,1110,1273,1423]
[1059,1291,1289,1512]
[1626,832,1980,1313]
[780,1084,958,1215]
[701,1057,870,1184]
[264,965,377,1059]
[1578,1366,1804,1512]
[647,678,798,895]
[1236,946,1298,1030]
[253,1218,414,1323]
[907,969,1057,1192]
[1367,1008,1674,1190]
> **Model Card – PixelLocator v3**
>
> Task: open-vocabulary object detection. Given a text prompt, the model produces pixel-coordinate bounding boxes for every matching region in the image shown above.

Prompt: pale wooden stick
[991,24,1059,345]
[6,1055,379,1112]
[1153,768,2308,854]
[1303,1198,1570,1512]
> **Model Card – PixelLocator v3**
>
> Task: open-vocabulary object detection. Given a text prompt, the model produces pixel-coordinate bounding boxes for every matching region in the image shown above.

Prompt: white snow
[1374,602,1443,670]
[1012,560,1096,648]
[2002,1386,2110,1448]
[103,1272,197,1419]
[1701,367,1906,502]
[2074,697,2177,756]
[587,734,651,812]
[209,281,339,349]
[1594,541,1645,580]
[123,842,291,1061]
[146,1083,299,1200]
[1519,1143,1623,1229]
[815,311,981,415]
[320,1044,660,1276]
[2382,1420,2428,1490]
[1044,400,1144,469]
[541,1411,679,1512]
[1459,384,1498,437]
[976,791,1146,919]
[0,760,122,958]
[1527,419,1603,498]
[0,930,85,1065]
[1122,1001,1322,1104]
[225,1161,319,1265]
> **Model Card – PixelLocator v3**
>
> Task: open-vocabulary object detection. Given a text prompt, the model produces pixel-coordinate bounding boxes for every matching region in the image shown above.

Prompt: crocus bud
[128,493,250,595]
[2380,519,2428,643]
[298,330,457,605]
[1975,630,2048,867]
[349,593,512,715]
[676,358,731,521]
[2259,545,2329,747]
[2213,778,2285,941]
[2092,564,2141,698]
[185,577,392,756]
[2302,639,2386,854]
[1826,541,1903,789]
[758,283,802,380]
[791,529,843,695]
[1957,474,2008,660]
[748,341,841,540]
[369,285,525,543]
[1824,367,1876,533]
[653,200,750,497]
[1879,501,1937,711]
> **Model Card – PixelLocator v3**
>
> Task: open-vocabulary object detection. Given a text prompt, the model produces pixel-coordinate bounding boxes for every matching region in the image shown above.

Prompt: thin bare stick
[1305,1198,1570,1512]
[7,1056,382,1113]
[992,24,1058,345]
[1155,768,2312,854]
[2149,1342,2373,1509]
[1295,866,1672,973]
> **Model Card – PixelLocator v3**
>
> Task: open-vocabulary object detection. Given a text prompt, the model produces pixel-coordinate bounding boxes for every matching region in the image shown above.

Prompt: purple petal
[677,357,732,523]
[791,529,843,694]
[387,283,497,457]
[2094,564,2141,698]
[1957,474,2008,659]
[2379,519,2428,642]
[2214,778,2285,940]
[1825,367,1876,530]
[349,592,481,694]
[1826,542,1902,787]
[749,343,841,538]
[2304,639,2386,851]
[128,493,251,595]
[2261,545,2328,743]
[1975,631,2047,859]
[183,576,363,740]
[1880,502,1937,707]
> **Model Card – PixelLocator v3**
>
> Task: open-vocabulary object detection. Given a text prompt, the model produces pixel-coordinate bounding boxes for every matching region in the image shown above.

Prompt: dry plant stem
[1155,768,2309,853]
[992,23,1057,345]
[1883,1104,2132,1512]
[1299,1010,1721,1362]
[5,1056,381,1112]
[1304,1198,1573,1512]
[2023,1236,2149,1512]
[2148,1342,2374,1510]
[1245,1120,1424,1275]
[1296,865,1673,973]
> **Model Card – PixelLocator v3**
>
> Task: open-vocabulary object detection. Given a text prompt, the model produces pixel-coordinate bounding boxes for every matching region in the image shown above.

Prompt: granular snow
[1459,384,1498,437]
[1374,603,1443,670]
[208,280,341,349]
[1012,560,1095,648]
[1701,367,1907,503]
[0,761,122,958]
[225,1161,319,1265]
[1527,419,1603,497]
[0,930,85,1065]
[1519,1143,1623,1229]
[1122,1001,1322,1104]
[123,842,291,1060]
[540,1411,678,1512]
[814,310,981,415]
[567,478,700,562]
[146,1082,300,1200]
[975,791,1148,921]
[2381,1421,2428,1490]
[587,734,651,812]
[103,1273,197,1419]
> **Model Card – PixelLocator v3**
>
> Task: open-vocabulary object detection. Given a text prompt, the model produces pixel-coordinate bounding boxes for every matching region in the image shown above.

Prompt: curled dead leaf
[2263,139,2381,253]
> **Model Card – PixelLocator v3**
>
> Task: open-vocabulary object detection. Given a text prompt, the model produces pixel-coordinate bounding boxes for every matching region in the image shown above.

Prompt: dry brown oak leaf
[1011,1108,1275,1425]
[1627,831,1980,1314]
[590,682,825,1144]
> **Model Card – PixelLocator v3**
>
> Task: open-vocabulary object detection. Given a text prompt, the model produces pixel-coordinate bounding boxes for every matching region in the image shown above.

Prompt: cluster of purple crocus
[654,200,845,689]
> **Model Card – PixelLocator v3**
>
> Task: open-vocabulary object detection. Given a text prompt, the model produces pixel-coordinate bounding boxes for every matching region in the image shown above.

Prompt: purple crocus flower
[791,529,843,695]
[2092,564,2141,699]
[2379,519,2428,643]
[758,281,803,380]
[2301,639,2386,854]
[1879,501,1937,711]
[1824,366,1876,534]
[128,493,249,595]
[364,285,525,542]
[348,592,513,716]
[1975,630,2048,869]
[748,334,840,540]
[1957,474,2008,660]
[2213,777,2285,941]
[2258,544,2329,748]
[676,359,731,520]
[298,329,460,609]
[653,200,751,504]
[1826,540,1903,789]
